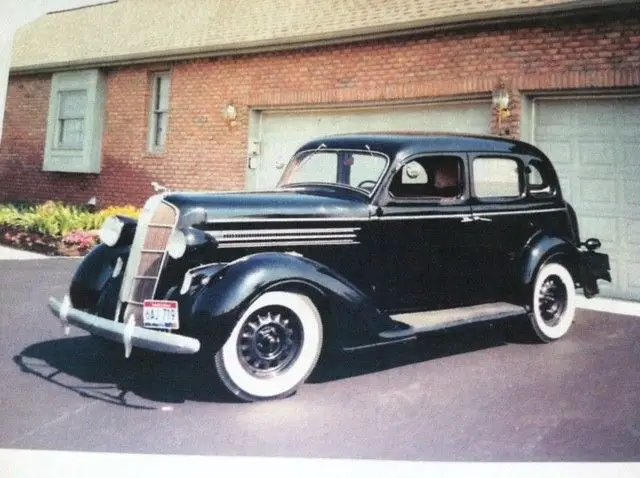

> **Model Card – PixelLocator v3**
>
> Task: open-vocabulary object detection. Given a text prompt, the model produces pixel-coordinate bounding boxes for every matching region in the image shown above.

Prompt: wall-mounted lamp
[221,103,237,125]
[492,88,511,135]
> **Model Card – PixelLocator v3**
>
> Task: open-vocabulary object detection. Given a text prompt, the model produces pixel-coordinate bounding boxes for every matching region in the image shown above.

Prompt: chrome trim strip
[216,234,357,242]
[205,216,369,223]
[374,207,567,221]
[217,239,359,248]
[343,335,417,351]
[471,207,566,217]
[212,227,360,236]
[147,223,174,228]
[374,213,468,221]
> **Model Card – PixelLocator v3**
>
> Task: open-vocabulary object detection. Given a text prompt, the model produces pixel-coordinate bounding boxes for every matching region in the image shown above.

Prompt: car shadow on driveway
[14,320,518,406]
[13,336,232,408]
[309,320,512,383]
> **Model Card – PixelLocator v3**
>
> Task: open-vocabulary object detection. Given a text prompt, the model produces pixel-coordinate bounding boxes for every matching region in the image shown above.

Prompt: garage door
[251,101,491,190]
[533,96,640,301]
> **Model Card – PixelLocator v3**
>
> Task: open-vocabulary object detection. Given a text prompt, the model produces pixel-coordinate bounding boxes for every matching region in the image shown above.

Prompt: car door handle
[460,215,474,223]
[475,216,493,222]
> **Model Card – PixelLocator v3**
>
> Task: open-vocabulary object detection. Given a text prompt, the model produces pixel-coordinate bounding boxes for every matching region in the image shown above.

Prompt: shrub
[0,201,142,238]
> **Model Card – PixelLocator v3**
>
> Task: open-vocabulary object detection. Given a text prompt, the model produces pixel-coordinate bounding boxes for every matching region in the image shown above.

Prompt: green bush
[0,201,142,238]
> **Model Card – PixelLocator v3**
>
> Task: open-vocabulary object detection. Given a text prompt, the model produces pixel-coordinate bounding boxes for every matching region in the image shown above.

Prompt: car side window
[472,157,521,198]
[388,156,462,199]
[526,160,553,197]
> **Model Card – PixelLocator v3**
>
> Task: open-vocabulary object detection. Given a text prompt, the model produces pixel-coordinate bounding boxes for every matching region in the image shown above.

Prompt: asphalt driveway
[0,258,639,461]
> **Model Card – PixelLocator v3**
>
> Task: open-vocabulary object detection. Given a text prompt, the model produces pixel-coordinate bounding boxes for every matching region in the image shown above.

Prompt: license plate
[143,300,179,329]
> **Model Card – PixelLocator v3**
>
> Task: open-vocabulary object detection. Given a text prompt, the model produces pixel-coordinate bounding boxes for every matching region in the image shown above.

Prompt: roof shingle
[10,0,622,72]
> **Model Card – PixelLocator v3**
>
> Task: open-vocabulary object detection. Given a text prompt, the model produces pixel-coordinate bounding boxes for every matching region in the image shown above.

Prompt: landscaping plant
[0,200,141,256]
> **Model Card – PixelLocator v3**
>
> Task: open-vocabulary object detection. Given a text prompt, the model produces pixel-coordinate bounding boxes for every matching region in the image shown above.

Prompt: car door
[374,153,475,313]
[467,154,543,301]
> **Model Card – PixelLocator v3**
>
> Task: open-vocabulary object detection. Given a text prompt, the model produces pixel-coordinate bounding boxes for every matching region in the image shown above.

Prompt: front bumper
[48,296,201,357]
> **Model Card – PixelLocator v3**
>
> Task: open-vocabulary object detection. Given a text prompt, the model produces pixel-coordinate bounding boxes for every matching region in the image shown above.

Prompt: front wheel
[214,291,323,402]
[528,262,577,342]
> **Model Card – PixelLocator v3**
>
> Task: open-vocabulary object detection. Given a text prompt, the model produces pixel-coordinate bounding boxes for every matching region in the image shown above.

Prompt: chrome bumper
[48,296,201,357]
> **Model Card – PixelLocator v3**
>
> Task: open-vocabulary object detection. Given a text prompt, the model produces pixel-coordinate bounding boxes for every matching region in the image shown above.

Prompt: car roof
[295,132,551,163]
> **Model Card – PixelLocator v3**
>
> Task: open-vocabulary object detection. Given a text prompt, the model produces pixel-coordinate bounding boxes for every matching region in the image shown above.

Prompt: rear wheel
[528,262,576,342]
[214,291,323,402]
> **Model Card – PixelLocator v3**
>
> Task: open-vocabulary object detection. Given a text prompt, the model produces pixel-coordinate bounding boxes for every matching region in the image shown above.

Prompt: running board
[380,302,527,340]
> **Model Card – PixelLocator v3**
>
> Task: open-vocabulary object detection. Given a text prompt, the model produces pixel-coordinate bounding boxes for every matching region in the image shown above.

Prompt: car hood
[163,186,371,227]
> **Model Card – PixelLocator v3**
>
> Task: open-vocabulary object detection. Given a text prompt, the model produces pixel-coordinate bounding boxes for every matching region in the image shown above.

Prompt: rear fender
[188,252,387,350]
[518,233,581,302]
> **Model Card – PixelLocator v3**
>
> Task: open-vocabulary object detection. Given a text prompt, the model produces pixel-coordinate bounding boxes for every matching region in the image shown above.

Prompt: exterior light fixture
[492,89,510,110]
[222,104,237,124]
[492,88,511,136]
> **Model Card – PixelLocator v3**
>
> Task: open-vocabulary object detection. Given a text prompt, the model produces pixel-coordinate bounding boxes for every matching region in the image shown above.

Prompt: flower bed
[0,201,141,257]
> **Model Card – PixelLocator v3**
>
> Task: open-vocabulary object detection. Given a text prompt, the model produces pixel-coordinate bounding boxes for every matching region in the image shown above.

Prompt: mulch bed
[0,225,92,257]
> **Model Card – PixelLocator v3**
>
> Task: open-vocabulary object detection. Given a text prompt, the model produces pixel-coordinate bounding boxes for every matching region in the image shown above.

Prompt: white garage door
[251,101,491,190]
[533,96,640,301]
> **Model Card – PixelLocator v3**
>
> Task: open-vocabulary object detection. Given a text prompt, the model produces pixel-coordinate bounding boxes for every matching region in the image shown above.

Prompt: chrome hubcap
[237,307,303,377]
[538,275,567,326]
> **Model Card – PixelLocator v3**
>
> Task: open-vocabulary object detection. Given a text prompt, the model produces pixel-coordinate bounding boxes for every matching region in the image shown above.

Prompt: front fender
[188,252,387,350]
[69,243,130,313]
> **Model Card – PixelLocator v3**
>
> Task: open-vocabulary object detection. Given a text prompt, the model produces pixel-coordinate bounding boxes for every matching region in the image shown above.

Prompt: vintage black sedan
[48,133,611,401]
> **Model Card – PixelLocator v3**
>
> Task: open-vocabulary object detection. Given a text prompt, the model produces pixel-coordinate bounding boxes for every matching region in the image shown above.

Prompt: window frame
[43,69,105,174]
[470,154,526,204]
[525,158,557,199]
[54,89,87,151]
[147,71,171,153]
[382,153,468,206]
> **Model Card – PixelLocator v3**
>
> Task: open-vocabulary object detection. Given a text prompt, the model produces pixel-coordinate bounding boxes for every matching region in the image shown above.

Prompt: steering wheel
[357,180,377,191]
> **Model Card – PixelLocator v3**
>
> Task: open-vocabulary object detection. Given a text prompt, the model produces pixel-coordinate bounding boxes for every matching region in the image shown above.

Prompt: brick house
[1,0,639,300]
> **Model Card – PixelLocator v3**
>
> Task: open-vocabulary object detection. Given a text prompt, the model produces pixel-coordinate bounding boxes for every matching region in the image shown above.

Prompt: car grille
[117,196,178,326]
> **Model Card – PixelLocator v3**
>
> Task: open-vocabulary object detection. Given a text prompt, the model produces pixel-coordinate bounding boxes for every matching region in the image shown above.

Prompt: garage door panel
[576,141,616,167]
[578,178,617,212]
[623,180,640,208]
[556,174,573,202]
[534,96,640,300]
[617,101,640,124]
[537,141,573,167]
[579,215,616,249]
[627,261,640,297]
[622,142,640,172]
[626,220,640,249]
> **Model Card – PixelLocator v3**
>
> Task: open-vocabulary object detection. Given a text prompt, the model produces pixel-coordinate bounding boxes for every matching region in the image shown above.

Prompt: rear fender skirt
[69,244,130,312]
[189,252,388,350]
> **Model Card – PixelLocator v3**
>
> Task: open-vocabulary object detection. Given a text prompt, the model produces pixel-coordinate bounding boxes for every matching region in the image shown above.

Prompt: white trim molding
[43,69,106,173]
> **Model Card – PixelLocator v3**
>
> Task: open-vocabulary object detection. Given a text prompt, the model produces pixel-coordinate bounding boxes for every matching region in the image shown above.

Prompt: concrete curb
[0,244,49,260]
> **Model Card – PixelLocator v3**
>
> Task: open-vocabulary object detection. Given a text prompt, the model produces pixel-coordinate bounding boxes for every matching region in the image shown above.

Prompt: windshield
[277,149,389,194]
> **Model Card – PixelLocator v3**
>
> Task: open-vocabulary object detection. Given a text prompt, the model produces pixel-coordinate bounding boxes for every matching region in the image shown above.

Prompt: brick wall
[1,11,639,207]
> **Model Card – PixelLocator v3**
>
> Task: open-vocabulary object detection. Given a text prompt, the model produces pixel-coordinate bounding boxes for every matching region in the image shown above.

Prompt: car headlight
[167,229,187,259]
[99,216,124,247]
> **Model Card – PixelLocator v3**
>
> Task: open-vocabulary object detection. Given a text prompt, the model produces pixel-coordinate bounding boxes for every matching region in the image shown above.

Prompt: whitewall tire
[529,262,576,342]
[214,291,323,402]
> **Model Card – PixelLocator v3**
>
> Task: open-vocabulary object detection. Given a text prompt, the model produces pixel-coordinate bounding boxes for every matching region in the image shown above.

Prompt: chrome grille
[117,196,178,325]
